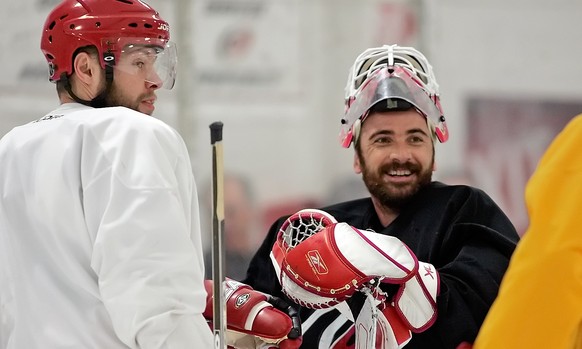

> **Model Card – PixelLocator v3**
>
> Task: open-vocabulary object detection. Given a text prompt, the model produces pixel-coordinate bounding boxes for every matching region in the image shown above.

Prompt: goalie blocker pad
[392,261,439,332]
[203,279,293,343]
[271,222,418,309]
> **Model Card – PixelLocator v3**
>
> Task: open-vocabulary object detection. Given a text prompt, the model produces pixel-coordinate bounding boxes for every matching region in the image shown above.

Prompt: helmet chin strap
[62,59,114,108]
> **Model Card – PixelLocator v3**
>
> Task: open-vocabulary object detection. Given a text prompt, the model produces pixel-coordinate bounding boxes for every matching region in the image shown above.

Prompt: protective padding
[393,262,439,332]
[204,279,292,341]
[376,305,413,349]
[276,222,418,308]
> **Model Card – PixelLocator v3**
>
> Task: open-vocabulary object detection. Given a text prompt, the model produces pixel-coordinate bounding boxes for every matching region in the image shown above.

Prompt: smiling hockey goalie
[270,209,439,348]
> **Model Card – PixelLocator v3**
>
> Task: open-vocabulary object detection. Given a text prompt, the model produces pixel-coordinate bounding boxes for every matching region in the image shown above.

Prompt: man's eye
[134,61,145,68]
[374,137,390,144]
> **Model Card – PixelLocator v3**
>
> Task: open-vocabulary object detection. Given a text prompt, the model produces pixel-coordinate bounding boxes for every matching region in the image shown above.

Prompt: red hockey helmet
[41,0,172,84]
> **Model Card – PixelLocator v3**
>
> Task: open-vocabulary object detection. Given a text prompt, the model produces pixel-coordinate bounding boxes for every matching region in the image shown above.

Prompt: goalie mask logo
[234,293,251,308]
[306,250,329,277]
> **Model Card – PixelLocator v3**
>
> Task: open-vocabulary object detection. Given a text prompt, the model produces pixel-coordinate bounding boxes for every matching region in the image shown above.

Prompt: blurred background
[2,0,581,278]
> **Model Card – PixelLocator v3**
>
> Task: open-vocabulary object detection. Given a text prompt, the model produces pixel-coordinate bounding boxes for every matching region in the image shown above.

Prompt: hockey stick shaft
[210,121,226,349]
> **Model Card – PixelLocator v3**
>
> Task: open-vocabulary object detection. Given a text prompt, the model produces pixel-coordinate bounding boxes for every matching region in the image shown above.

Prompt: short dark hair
[369,98,414,114]
[354,98,437,151]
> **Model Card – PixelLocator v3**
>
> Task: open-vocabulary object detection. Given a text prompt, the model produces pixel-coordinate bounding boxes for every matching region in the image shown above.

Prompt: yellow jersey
[474,114,582,349]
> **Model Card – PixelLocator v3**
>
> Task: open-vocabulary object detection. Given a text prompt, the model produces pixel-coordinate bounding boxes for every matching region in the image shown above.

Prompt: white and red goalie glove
[203,279,302,349]
[270,209,439,341]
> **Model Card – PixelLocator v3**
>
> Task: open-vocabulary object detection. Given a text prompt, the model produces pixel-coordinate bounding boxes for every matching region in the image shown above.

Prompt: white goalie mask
[340,44,449,148]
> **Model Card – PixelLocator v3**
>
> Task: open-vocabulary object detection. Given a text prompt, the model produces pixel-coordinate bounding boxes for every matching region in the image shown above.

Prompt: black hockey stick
[210,122,226,349]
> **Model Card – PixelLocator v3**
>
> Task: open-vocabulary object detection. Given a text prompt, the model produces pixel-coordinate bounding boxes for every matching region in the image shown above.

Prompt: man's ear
[72,52,100,85]
[353,151,362,174]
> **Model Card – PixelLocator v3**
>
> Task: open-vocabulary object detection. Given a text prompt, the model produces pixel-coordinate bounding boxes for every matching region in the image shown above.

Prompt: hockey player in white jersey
[0,0,300,348]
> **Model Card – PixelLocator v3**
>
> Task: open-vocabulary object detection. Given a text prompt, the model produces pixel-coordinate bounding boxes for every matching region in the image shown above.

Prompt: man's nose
[145,71,163,89]
[388,144,412,162]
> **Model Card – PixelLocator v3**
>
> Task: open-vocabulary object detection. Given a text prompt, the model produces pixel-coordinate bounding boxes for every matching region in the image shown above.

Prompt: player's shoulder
[426,181,492,201]
[85,106,172,130]
[319,197,375,226]
[80,106,181,142]
[425,180,479,195]
[59,106,186,158]
[422,182,502,216]
[567,113,582,128]
[322,197,372,212]
[28,103,173,134]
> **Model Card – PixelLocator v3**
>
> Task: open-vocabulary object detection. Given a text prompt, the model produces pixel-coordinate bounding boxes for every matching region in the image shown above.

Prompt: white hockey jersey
[0,103,213,348]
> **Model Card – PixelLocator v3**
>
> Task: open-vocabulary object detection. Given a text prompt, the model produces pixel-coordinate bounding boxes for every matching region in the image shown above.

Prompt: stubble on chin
[105,84,144,113]
[362,166,432,210]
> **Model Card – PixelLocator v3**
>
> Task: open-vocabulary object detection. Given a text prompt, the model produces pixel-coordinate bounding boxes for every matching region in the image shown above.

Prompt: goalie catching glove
[203,279,302,349]
[270,209,439,332]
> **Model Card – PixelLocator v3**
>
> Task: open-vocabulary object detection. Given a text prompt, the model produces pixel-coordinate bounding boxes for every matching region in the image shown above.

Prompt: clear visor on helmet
[342,66,442,136]
[103,37,177,90]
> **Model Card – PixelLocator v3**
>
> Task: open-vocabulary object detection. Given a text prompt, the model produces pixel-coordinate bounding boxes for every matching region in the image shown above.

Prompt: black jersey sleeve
[403,185,519,348]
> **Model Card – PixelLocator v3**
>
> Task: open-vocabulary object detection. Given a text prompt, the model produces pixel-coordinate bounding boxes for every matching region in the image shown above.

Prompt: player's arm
[85,117,212,347]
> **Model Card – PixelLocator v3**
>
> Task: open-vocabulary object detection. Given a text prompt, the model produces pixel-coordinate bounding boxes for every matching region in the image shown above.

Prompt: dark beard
[104,83,141,112]
[361,158,433,211]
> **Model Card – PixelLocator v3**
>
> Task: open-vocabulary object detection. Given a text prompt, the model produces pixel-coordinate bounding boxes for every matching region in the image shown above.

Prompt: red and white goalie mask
[340,44,449,148]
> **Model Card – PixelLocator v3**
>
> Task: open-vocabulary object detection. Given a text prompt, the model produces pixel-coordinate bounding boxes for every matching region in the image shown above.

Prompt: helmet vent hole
[95,22,101,28]
[59,14,68,20]
[48,21,56,30]
[128,22,138,28]
[69,24,75,30]
[117,0,134,4]
[46,54,54,60]
[144,23,152,28]
[48,35,53,43]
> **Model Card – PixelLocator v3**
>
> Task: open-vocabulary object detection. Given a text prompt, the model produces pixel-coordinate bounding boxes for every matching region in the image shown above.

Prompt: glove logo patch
[224,279,242,300]
[424,264,435,279]
[306,250,328,278]
[234,293,250,308]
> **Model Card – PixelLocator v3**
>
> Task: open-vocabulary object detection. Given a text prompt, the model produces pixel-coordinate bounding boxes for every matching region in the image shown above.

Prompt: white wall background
[1,0,581,233]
